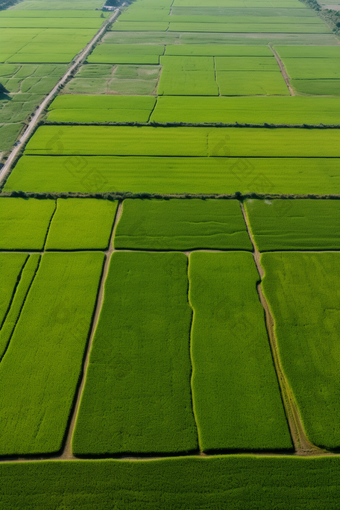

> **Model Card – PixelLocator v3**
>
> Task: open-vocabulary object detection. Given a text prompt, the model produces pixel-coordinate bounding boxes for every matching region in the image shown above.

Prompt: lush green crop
[2,456,340,509]
[0,123,24,151]
[114,199,252,250]
[165,44,274,56]
[0,17,103,28]
[262,253,340,449]
[6,156,340,195]
[0,198,55,250]
[47,94,155,122]
[245,199,340,251]
[73,252,198,456]
[12,1,106,8]
[217,70,289,95]
[45,199,117,250]
[291,79,340,96]
[111,21,169,31]
[0,10,109,18]
[0,252,105,455]
[275,45,340,58]
[160,55,215,70]
[0,254,40,360]
[283,58,340,80]
[158,69,219,95]
[215,56,279,71]
[189,252,292,451]
[24,126,340,157]
[151,96,340,125]
[168,22,330,33]
[88,54,160,64]
[0,253,28,328]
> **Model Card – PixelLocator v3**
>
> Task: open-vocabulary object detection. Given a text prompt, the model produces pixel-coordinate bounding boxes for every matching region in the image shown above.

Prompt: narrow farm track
[0,9,121,185]
[240,202,327,457]
[61,203,123,460]
[270,45,295,96]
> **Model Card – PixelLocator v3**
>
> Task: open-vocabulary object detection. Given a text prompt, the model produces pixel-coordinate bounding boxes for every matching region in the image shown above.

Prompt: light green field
[168,22,329,32]
[0,18,103,28]
[0,10,109,18]
[215,56,279,71]
[291,80,340,96]
[47,95,155,122]
[275,45,340,58]
[173,0,311,6]
[165,44,274,56]
[111,22,170,31]
[121,13,323,24]
[88,53,161,64]
[151,96,340,124]
[171,6,317,15]
[160,55,215,70]
[1,457,340,509]
[23,126,340,157]
[45,199,117,250]
[190,252,292,451]
[0,123,24,151]
[158,69,219,95]
[0,198,55,250]
[6,156,340,195]
[262,253,340,449]
[73,252,198,456]
[0,252,105,456]
[245,199,340,251]
[12,1,106,9]
[0,253,28,328]
[283,58,340,80]
[114,199,252,250]
[217,71,289,95]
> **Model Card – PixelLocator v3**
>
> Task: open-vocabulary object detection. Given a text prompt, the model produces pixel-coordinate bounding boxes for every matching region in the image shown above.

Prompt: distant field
[111,22,170,31]
[151,96,340,124]
[11,1,106,9]
[168,22,330,32]
[87,43,164,65]
[245,199,340,251]
[282,58,340,80]
[0,252,105,456]
[275,45,340,58]
[23,126,340,157]
[0,10,109,18]
[165,44,274,56]
[114,199,252,250]
[48,95,156,122]
[73,252,198,456]
[1,457,340,509]
[0,198,55,250]
[189,252,292,452]
[217,70,289,95]
[6,156,340,195]
[0,18,104,28]
[262,253,340,449]
[158,69,219,95]
[215,56,279,71]
[45,199,117,250]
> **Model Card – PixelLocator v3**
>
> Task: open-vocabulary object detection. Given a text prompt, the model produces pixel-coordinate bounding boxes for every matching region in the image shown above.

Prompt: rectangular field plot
[1,457,340,510]
[64,64,161,95]
[245,199,340,251]
[0,18,104,29]
[0,254,40,360]
[217,71,289,96]
[282,58,340,80]
[189,252,292,452]
[73,252,198,456]
[215,56,279,71]
[47,95,156,123]
[262,253,340,450]
[0,198,55,250]
[168,22,330,33]
[158,69,218,95]
[87,43,164,64]
[111,22,170,31]
[23,126,340,157]
[0,252,105,456]
[291,79,340,96]
[151,96,340,125]
[114,199,252,251]
[6,156,340,195]
[165,44,274,56]
[0,253,28,328]
[45,199,118,251]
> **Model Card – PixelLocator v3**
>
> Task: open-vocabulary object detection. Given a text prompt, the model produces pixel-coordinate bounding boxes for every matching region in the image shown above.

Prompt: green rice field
[1,0,340,505]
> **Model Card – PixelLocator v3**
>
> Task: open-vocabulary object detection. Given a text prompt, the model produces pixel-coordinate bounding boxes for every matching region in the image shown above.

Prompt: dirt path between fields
[240,202,327,456]
[61,203,123,460]
[269,45,295,96]
[0,9,121,185]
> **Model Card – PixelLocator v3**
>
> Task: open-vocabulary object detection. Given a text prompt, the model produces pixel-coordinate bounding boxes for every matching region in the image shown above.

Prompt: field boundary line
[42,199,57,251]
[0,254,41,364]
[240,202,327,456]
[0,9,121,185]
[61,202,123,460]
[213,56,221,96]
[269,45,295,96]
[186,255,202,452]
[0,255,29,332]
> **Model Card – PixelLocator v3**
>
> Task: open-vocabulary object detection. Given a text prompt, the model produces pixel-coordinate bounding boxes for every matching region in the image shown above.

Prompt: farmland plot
[189,252,292,451]
[87,43,164,65]
[73,252,198,456]
[217,70,289,95]
[244,199,340,251]
[0,198,55,250]
[5,156,340,195]
[1,457,340,510]
[0,253,28,328]
[0,252,105,456]
[262,253,340,449]
[45,199,118,251]
[114,199,252,250]
[165,44,274,56]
